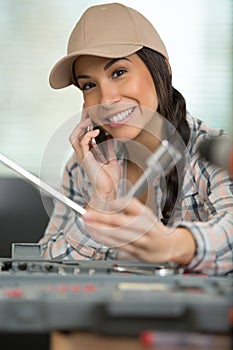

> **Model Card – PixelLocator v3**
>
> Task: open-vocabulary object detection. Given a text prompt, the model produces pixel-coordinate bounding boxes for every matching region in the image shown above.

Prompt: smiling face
[73,53,160,144]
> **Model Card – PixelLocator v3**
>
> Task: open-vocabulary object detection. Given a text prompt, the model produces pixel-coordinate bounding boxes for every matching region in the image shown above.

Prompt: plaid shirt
[39,115,233,276]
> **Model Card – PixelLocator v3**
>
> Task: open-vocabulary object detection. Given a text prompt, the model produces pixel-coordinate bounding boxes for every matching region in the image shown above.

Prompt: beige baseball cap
[49,2,169,89]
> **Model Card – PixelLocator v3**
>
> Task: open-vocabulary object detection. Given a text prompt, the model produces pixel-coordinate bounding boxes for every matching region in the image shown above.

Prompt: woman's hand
[82,197,196,265]
[69,116,121,208]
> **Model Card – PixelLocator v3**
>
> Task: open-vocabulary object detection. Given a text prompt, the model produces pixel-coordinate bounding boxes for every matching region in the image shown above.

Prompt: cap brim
[49,44,143,89]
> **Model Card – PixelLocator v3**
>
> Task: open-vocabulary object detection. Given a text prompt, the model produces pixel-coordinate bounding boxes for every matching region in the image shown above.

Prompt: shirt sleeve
[180,161,233,276]
[39,153,114,260]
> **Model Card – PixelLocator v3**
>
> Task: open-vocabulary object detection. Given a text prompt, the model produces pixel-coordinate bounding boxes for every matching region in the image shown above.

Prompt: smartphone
[90,123,109,164]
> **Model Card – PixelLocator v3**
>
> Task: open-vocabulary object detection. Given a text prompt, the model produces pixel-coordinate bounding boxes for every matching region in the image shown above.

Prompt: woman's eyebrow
[104,57,130,71]
[76,74,91,80]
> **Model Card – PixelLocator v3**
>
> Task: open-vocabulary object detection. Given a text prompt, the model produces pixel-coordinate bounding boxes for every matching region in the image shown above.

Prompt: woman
[39,3,233,276]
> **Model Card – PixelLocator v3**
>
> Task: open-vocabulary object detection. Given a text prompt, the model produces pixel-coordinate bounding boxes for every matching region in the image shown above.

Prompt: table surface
[50,331,232,350]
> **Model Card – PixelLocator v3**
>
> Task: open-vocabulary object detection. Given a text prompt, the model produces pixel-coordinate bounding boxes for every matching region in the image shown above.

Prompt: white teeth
[108,107,134,123]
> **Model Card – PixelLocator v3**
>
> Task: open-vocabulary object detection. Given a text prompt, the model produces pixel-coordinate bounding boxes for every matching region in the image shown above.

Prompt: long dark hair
[137,47,190,225]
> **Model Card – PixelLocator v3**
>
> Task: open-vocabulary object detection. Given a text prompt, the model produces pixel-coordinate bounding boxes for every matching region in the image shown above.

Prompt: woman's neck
[125,116,164,166]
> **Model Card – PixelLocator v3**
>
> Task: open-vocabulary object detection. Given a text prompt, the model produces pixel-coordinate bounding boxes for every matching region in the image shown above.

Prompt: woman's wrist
[169,227,197,265]
[87,190,117,211]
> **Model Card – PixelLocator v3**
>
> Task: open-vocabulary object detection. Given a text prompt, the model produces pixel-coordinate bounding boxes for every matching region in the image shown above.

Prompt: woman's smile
[105,106,135,127]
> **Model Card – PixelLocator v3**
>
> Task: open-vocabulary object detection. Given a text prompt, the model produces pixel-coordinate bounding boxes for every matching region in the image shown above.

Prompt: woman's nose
[99,83,120,108]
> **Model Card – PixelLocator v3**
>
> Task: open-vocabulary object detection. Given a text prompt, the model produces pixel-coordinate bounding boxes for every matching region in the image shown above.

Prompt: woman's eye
[80,82,95,91]
[112,69,127,78]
